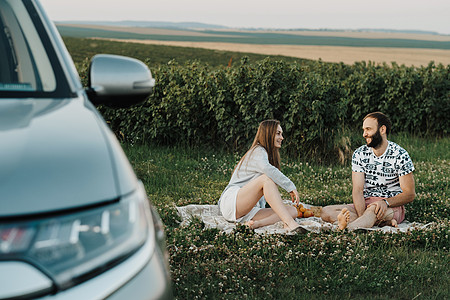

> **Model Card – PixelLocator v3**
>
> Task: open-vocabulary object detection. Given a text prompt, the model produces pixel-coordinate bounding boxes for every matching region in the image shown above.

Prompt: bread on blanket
[296,204,322,218]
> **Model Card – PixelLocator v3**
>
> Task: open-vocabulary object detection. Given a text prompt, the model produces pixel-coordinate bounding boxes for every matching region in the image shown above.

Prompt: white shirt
[352,141,414,198]
[219,146,296,205]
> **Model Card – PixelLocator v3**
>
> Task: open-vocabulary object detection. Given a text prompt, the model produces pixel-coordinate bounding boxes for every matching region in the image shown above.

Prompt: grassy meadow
[123,135,449,300]
[63,37,449,299]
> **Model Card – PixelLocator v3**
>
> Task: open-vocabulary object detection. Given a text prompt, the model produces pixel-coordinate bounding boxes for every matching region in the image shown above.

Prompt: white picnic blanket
[175,202,431,234]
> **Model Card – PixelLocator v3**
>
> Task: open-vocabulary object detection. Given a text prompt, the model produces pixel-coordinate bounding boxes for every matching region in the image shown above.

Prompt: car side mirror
[86,54,155,108]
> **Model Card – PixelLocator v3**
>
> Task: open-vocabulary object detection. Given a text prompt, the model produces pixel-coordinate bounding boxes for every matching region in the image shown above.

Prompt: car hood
[0,97,134,217]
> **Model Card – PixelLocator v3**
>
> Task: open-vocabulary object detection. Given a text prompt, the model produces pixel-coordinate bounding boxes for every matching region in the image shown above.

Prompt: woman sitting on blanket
[218,119,304,233]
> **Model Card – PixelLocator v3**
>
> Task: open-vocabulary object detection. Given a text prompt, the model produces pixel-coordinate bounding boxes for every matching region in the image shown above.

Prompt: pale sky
[39,0,450,35]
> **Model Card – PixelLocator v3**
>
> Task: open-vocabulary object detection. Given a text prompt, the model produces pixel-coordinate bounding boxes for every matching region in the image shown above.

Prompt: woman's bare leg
[236,175,299,230]
[245,206,297,229]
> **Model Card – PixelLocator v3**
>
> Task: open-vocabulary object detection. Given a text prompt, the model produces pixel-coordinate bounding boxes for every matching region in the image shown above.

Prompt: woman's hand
[290,190,300,206]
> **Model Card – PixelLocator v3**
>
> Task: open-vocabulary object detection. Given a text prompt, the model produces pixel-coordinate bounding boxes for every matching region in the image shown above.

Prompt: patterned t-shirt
[352,141,414,198]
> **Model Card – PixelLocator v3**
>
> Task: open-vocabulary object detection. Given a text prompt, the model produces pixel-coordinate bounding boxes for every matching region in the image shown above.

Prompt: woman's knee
[259,174,276,187]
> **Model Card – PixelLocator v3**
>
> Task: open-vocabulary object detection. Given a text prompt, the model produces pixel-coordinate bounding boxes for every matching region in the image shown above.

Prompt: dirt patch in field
[101,38,450,66]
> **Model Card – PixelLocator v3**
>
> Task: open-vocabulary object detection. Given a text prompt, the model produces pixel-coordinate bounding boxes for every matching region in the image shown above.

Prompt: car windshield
[0,0,70,98]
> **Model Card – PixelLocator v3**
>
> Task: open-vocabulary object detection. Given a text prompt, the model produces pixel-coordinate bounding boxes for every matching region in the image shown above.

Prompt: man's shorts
[348,197,405,224]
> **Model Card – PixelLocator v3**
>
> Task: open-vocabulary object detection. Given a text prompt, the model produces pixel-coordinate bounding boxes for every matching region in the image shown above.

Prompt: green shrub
[85,57,448,162]
[342,61,449,135]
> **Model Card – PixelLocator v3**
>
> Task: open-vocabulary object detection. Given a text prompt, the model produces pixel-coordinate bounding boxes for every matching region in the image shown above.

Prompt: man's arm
[387,172,416,207]
[352,171,366,217]
[368,172,416,220]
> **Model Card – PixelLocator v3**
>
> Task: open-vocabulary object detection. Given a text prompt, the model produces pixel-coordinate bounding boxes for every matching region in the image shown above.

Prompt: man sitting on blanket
[321,112,416,230]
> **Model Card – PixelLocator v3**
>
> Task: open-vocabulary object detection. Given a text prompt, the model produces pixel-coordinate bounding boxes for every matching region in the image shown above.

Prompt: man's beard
[367,129,382,148]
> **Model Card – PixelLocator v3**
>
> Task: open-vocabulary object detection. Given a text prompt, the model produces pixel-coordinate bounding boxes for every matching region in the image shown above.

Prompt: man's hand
[290,189,300,206]
[368,200,388,220]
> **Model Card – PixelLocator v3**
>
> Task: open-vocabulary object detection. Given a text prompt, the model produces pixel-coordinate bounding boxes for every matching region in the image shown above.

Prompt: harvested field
[62,24,450,42]
[216,29,450,42]
[101,38,450,66]
[61,24,450,66]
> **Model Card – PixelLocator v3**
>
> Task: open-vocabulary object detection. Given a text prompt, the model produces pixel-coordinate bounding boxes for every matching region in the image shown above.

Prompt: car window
[0,0,71,98]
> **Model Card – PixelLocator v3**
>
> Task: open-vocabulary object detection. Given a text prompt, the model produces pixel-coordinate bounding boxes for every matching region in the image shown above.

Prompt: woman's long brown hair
[235,120,281,174]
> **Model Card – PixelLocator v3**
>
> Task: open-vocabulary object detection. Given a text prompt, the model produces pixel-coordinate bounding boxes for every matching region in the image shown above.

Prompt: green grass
[123,135,449,299]
[64,34,448,298]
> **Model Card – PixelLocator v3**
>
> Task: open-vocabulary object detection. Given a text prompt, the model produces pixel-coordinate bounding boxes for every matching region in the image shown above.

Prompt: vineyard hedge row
[78,58,449,161]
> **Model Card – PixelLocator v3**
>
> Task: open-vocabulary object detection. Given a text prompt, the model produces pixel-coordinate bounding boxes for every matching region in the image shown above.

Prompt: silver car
[0,0,172,299]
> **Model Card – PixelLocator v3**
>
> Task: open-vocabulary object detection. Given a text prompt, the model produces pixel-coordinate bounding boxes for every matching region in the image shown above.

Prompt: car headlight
[0,183,153,291]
